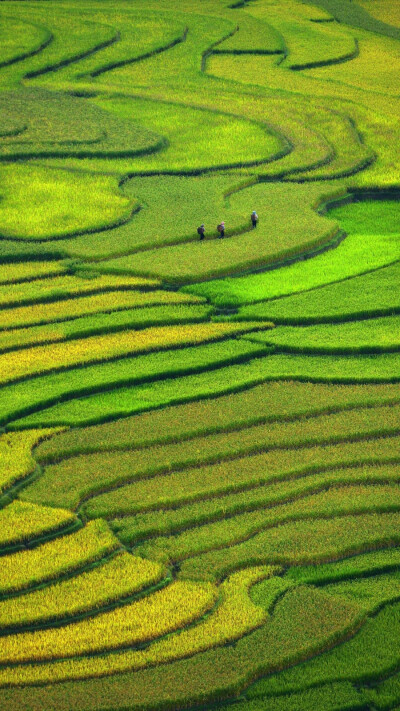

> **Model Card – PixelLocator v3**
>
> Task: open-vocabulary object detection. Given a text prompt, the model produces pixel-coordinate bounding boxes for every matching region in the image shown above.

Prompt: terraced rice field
[0,0,400,709]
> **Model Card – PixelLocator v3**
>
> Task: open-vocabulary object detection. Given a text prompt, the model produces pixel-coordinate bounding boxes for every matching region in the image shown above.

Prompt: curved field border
[309,0,400,40]
[24,28,120,79]
[289,37,359,71]
[285,110,376,182]
[115,97,292,178]
[88,26,189,78]
[237,187,400,301]
[0,203,142,244]
[0,18,53,70]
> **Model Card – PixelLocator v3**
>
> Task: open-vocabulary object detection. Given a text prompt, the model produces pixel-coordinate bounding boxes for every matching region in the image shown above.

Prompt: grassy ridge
[238,261,400,324]
[33,380,400,462]
[23,403,400,510]
[14,349,400,429]
[0,340,268,427]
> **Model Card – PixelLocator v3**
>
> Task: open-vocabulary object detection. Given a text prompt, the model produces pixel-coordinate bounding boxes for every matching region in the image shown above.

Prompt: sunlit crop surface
[0,0,399,709]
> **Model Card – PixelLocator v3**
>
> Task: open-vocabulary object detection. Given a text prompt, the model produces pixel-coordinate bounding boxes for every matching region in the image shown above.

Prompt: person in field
[197,224,205,241]
[251,210,258,228]
[217,221,225,238]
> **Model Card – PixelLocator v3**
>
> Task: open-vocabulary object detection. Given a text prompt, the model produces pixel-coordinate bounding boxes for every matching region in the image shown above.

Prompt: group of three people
[197,211,258,241]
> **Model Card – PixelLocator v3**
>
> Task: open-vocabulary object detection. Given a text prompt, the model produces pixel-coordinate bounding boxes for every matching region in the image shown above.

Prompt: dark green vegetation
[0,0,400,708]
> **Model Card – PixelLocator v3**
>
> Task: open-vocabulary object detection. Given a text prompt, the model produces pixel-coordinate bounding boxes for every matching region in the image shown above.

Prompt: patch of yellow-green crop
[0,567,276,686]
[0,520,120,595]
[0,552,164,630]
[0,579,216,664]
[0,165,136,240]
[0,428,63,494]
[0,500,76,550]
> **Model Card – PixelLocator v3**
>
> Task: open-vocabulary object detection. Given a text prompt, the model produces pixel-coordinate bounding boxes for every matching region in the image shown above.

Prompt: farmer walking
[197,223,205,241]
[217,221,225,238]
[251,210,258,228]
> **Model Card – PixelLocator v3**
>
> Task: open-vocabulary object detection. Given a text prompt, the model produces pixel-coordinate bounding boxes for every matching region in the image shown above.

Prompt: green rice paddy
[0,0,400,708]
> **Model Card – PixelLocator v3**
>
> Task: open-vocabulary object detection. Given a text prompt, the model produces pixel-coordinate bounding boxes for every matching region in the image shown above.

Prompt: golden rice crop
[0,322,263,385]
[0,261,65,285]
[0,552,164,629]
[0,567,277,686]
[0,580,216,664]
[0,500,76,549]
[0,519,120,595]
[0,304,211,353]
[0,289,203,330]
[0,428,62,494]
[0,273,159,310]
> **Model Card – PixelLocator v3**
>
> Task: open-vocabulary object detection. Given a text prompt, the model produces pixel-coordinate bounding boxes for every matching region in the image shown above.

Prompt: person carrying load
[217,221,225,238]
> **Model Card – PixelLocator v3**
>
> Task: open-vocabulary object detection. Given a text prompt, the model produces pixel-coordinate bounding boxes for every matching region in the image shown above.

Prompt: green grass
[237,260,400,324]
[13,349,400,430]
[89,94,284,173]
[0,88,163,159]
[249,315,400,354]
[185,200,400,305]
[322,572,400,612]
[247,0,356,70]
[112,463,400,546]
[98,182,338,283]
[213,8,283,54]
[59,174,260,261]
[229,682,366,711]
[0,7,116,88]
[251,598,400,698]
[136,485,400,568]
[306,31,400,98]
[179,510,400,581]
[0,15,50,67]
[0,164,136,240]
[286,546,400,585]
[307,0,400,39]
[0,339,268,427]
[0,0,399,706]
[365,668,400,709]
[47,8,188,80]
